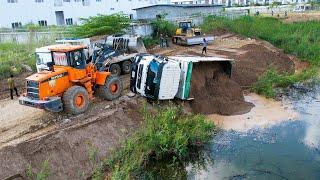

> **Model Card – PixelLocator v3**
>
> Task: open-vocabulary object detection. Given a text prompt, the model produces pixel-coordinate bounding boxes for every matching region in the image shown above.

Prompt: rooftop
[49,44,87,52]
[133,4,223,10]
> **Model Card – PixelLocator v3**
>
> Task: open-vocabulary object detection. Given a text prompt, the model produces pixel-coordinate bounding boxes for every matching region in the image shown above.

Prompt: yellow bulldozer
[172,21,214,45]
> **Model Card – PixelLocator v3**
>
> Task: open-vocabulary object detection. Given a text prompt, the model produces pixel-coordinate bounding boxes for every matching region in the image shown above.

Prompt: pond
[188,84,320,179]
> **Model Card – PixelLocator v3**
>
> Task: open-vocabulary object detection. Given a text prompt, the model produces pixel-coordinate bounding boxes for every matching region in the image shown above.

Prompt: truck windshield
[35,52,52,65]
[145,60,160,98]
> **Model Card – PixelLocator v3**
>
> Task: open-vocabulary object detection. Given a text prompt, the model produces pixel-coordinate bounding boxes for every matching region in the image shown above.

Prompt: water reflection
[188,83,320,180]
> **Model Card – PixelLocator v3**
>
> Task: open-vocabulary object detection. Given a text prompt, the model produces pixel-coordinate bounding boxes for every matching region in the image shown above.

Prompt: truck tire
[109,63,121,76]
[63,86,90,115]
[98,75,123,100]
[122,60,131,74]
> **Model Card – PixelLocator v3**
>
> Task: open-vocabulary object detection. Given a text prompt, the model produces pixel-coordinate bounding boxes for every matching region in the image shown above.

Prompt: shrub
[108,105,216,179]
[26,160,51,180]
[142,37,158,48]
[0,43,38,78]
[72,14,131,37]
[152,17,177,37]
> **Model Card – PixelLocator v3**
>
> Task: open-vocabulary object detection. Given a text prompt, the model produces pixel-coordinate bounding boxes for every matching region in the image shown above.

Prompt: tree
[72,14,131,37]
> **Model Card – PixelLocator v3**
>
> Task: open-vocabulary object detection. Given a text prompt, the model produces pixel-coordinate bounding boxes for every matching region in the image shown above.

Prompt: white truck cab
[35,45,60,72]
[130,54,181,100]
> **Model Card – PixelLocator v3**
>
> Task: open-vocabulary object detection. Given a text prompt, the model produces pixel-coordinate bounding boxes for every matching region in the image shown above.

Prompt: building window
[96,0,101,2]
[74,0,81,2]
[66,18,73,25]
[38,20,47,26]
[129,14,133,19]
[110,7,114,10]
[82,0,90,6]
[11,22,22,29]
[7,0,18,3]
[35,0,43,2]
[63,0,70,2]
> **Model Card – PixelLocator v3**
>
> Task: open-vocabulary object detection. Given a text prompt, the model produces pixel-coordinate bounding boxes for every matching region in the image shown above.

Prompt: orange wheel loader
[19,45,123,115]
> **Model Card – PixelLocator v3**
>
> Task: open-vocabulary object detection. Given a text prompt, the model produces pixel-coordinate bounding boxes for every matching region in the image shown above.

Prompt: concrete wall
[135,5,223,20]
[225,5,294,14]
[0,23,154,44]
[0,0,170,28]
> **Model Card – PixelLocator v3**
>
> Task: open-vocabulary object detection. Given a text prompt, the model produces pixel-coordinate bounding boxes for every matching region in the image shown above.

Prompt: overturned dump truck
[130,54,233,100]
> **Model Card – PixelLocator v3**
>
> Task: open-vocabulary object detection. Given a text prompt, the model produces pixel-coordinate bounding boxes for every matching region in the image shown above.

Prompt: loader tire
[109,63,121,76]
[98,75,123,100]
[63,86,90,115]
[121,60,131,74]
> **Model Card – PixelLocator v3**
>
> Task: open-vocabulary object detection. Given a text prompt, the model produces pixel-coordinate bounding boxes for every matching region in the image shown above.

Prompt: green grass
[26,160,51,180]
[201,16,320,97]
[107,105,216,179]
[0,43,41,78]
[142,37,159,49]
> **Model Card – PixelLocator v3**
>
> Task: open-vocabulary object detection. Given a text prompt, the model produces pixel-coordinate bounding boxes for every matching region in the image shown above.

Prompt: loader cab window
[53,52,68,66]
[70,50,86,69]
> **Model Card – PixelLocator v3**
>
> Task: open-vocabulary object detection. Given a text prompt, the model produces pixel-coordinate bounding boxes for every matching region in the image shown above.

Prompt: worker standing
[202,38,207,55]
[8,75,19,100]
[160,34,164,48]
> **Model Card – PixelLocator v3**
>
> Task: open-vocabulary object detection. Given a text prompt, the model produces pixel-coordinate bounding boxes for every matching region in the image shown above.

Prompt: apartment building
[0,0,170,28]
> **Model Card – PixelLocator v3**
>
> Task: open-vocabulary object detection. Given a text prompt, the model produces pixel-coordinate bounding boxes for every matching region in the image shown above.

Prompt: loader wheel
[109,64,121,76]
[63,86,90,115]
[98,75,123,100]
[122,60,131,74]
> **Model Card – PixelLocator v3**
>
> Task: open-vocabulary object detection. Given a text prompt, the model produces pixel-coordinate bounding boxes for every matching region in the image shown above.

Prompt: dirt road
[0,98,46,144]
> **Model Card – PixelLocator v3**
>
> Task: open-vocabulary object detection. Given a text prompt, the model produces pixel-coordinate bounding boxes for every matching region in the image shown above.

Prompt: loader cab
[50,45,87,70]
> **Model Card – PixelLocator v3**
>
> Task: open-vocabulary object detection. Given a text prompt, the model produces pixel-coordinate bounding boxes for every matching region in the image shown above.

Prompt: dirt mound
[189,62,254,115]
[232,44,295,87]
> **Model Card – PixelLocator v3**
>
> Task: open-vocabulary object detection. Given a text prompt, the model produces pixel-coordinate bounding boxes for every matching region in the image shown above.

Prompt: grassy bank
[0,43,40,78]
[202,16,319,97]
[107,105,216,179]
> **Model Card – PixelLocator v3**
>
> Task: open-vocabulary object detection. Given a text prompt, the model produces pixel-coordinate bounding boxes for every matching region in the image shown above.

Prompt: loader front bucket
[105,35,147,53]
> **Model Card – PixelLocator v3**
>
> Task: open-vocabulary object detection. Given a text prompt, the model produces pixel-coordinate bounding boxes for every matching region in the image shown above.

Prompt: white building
[171,0,309,6]
[0,0,170,28]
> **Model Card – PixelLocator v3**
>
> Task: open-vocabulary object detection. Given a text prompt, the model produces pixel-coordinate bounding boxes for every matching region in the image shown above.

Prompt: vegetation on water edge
[252,68,318,98]
[107,105,216,179]
[72,14,131,38]
[0,43,40,78]
[202,16,320,97]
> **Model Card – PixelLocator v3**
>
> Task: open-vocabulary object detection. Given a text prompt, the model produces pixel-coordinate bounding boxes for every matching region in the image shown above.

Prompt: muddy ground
[0,33,300,179]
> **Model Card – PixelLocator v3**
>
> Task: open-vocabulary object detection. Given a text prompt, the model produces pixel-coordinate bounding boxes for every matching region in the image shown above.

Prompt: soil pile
[189,62,254,115]
[232,44,295,87]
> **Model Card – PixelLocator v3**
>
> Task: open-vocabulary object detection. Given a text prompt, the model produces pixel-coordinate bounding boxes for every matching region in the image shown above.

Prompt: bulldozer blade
[174,35,214,45]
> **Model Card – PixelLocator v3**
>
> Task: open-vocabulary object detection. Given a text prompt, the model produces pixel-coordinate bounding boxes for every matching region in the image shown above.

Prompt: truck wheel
[109,64,121,76]
[122,60,131,74]
[63,86,90,115]
[98,75,123,100]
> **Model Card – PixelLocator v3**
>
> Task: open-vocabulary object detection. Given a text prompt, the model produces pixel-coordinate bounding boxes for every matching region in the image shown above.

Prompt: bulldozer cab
[179,21,192,33]
[50,45,87,70]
